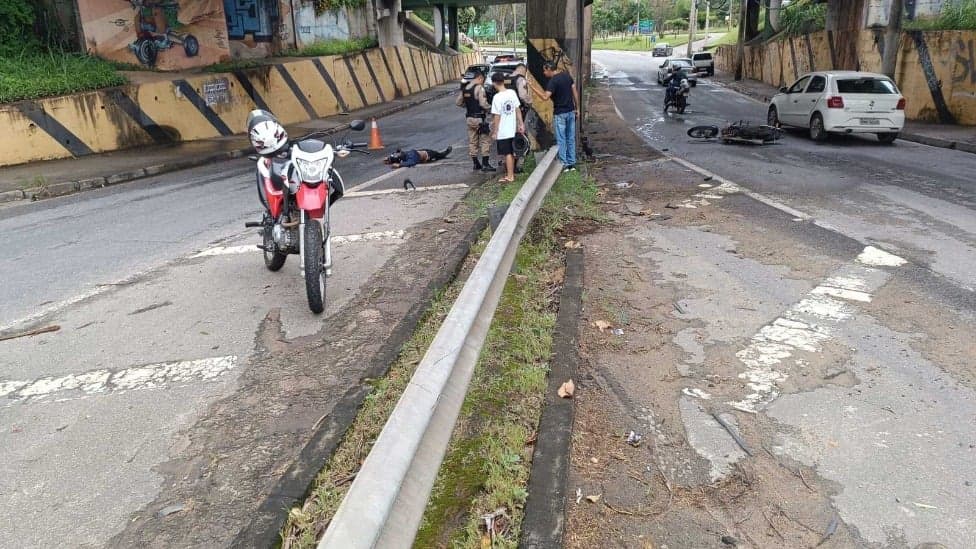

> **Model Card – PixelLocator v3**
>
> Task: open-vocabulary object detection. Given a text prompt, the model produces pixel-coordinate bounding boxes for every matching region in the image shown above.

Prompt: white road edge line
[192,229,407,258]
[1,355,239,406]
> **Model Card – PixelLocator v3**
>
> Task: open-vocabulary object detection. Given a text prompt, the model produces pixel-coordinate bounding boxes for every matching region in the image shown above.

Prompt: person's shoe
[442,146,453,157]
[562,165,577,173]
[472,157,483,171]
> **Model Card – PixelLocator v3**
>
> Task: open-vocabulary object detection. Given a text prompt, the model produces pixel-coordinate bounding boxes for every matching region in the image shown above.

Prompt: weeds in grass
[0,49,126,103]
[279,159,602,549]
[284,37,379,57]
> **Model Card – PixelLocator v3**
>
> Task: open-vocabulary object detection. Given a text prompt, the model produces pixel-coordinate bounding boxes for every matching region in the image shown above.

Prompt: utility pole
[513,4,518,54]
[686,0,698,57]
[704,1,710,41]
[881,0,904,78]
[734,0,746,80]
[636,0,640,37]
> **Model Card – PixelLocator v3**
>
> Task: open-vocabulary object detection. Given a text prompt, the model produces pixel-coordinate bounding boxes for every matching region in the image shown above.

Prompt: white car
[767,71,906,143]
[656,58,697,86]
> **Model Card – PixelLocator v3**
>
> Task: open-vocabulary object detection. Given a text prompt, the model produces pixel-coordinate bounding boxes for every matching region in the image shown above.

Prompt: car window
[693,53,712,60]
[836,77,898,94]
[788,76,811,94]
[806,76,826,93]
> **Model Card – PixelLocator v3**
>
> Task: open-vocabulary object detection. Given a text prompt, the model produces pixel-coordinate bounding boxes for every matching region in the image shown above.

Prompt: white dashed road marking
[1,356,239,406]
[192,229,407,258]
[726,246,907,413]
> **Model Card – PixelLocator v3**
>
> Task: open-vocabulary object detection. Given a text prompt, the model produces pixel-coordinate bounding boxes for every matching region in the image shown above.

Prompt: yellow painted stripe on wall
[0,108,75,167]
[364,49,397,102]
[280,59,342,119]
[347,54,383,105]
[382,47,410,98]
[133,80,223,142]
[400,47,423,93]
[327,58,366,111]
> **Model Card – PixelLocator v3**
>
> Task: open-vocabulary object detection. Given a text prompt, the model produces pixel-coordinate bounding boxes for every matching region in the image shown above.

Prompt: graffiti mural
[223,0,279,41]
[527,38,578,148]
[78,0,230,70]
[953,38,976,85]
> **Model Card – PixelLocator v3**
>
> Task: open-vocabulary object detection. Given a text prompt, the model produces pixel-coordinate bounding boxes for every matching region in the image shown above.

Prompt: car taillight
[827,96,844,109]
[896,97,906,110]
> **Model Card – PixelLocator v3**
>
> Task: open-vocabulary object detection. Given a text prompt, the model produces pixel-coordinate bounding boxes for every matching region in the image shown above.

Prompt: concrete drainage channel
[318,148,562,547]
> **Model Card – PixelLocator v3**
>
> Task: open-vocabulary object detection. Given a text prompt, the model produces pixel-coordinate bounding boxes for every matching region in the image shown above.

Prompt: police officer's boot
[472,156,483,171]
[481,156,496,172]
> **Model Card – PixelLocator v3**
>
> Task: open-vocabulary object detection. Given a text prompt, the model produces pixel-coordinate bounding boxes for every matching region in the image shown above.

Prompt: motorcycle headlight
[294,158,329,182]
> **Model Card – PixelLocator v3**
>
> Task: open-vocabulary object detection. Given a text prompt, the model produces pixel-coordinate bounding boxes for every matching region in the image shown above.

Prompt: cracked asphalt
[564,51,976,548]
[0,95,487,548]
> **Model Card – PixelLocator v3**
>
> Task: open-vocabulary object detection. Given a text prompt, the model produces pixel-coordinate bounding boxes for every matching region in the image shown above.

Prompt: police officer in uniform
[456,69,496,172]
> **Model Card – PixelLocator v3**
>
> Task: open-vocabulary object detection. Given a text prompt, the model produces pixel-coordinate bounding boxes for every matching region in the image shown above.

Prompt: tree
[458,6,476,32]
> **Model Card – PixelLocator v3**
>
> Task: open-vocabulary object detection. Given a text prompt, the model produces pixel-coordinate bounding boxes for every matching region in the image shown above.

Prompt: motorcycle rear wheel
[304,219,327,314]
[263,220,287,272]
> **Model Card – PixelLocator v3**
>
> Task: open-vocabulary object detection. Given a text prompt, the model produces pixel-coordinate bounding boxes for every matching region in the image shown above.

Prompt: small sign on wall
[203,78,231,106]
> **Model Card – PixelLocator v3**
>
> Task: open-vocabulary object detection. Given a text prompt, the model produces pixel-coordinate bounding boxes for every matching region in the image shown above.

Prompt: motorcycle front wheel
[304,219,326,314]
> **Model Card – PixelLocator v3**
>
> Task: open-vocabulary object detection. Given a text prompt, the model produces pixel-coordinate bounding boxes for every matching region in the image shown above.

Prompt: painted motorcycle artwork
[127,0,201,67]
[77,0,230,71]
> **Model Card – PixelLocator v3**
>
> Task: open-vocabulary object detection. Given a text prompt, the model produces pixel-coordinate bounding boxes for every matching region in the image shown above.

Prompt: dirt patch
[564,84,872,548]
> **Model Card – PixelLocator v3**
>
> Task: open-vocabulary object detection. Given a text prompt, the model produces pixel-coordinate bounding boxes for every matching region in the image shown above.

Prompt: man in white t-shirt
[490,72,525,183]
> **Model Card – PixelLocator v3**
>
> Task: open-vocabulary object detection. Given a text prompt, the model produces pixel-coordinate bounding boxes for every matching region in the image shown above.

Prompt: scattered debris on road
[558,379,576,398]
[0,324,60,342]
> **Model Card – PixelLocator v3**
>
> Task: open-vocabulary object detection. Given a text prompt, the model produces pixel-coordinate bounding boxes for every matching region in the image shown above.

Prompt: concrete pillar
[434,4,446,49]
[745,0,761,41]
[376,0,405,47]
[448,6,460,51]
[526,0,583,148]
[768,0,783,33]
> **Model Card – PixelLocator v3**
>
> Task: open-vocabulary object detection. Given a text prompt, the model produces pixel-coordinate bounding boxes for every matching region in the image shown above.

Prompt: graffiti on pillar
[223,0,279,41]
[526,38,578,149]
[952,38,975,85]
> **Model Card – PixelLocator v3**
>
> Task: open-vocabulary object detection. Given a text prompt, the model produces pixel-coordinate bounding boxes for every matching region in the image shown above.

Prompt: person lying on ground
[384,146,453,169]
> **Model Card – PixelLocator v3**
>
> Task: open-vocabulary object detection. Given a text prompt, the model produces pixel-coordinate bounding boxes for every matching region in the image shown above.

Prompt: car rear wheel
[809,113,828,142]
[767,105,780,127]
[877,132,899,144]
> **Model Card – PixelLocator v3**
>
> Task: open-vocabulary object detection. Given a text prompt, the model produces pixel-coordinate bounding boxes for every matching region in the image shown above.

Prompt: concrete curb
[6,88,457,206]
[231,214,490,548]
[719,80,976,155]
[519,248,584,549]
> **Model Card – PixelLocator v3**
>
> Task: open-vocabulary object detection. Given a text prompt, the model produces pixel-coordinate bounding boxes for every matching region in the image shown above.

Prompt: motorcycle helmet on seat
[246,109,288,156]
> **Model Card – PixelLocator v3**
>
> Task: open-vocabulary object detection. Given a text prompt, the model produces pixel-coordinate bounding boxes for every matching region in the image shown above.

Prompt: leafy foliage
[0,0,37,56]
[0,50,126,103]
[906,0,976,30]
[284,37,378,57]
[778,0,827,36]
[312,0,365,17]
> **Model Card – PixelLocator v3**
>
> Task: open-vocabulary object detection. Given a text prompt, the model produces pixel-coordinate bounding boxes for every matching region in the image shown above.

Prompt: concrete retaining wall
[0,47,479,168]
[715,30,976,125]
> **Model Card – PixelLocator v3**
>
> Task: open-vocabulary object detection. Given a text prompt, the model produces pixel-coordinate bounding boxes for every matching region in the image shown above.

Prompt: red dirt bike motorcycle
[245,111,368,314]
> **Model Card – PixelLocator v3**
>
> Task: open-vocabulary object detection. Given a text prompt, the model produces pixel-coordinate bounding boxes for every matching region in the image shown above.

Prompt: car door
[779,75,811,125]
[657,60,669,83]
[794,74,826,123]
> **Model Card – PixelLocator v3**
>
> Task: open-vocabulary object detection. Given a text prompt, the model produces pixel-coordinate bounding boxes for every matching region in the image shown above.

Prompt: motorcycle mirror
[349,120,366,132]
[336,149,351,158]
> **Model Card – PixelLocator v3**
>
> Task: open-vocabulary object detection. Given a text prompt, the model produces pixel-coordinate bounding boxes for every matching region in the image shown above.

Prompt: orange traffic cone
[368,118,385,150]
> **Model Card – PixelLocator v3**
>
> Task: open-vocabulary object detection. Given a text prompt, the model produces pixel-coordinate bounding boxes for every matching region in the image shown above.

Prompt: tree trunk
[881,0,904,78]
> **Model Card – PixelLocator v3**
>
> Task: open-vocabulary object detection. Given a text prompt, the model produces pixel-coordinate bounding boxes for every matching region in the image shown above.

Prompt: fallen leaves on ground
[558,379,576,398]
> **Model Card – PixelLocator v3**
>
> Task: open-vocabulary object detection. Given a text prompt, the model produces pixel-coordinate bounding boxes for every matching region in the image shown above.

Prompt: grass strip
[279,154,601,548]
[0,51,126,103]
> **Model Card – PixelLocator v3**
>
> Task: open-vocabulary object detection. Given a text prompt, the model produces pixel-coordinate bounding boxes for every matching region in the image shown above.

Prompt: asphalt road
[0,95,481,547]
[591,50,976,547]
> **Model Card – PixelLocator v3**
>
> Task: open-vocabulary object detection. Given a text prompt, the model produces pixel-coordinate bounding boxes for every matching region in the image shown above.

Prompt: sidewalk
[711,71,976,154]
[0,84,459,205]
